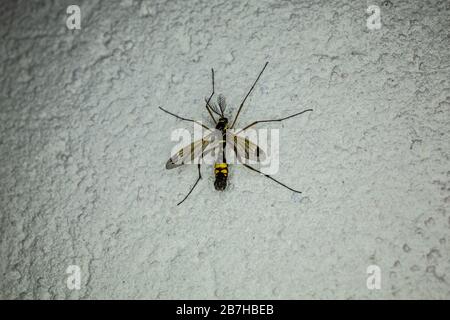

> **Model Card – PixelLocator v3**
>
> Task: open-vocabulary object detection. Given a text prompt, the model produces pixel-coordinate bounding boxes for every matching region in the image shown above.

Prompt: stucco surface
[0,0,449,299]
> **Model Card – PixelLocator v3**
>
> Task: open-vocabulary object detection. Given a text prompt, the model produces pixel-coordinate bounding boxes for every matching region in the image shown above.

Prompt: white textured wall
[0,0,449,299]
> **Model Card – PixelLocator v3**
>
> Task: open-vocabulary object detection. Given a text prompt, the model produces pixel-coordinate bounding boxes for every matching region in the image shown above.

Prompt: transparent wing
[217,94,226,113]
[226,132,266,162]
[205,97,221,115]
[166,132,220,169]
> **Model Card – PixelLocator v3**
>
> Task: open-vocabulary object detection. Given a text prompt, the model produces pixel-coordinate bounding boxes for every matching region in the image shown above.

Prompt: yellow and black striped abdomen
[214,163,228,176]
[214,163,228,191]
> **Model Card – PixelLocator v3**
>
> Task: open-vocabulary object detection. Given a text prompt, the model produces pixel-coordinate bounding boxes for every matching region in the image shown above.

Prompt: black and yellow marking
[214,163,228,176]
[161,61,311,205]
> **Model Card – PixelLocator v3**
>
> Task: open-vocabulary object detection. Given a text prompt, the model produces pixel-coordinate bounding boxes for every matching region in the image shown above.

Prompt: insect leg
[177,164,202,206]
[230,62,269,129]
[235,109,313,134]
[159,106,211,131]
[205,68,219,123]
[241,163,302,194]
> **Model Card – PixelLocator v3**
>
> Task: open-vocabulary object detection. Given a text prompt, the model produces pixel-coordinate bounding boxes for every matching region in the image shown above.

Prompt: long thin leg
[177,164,202,205]
[205,68,218,123]
[235,109,313,135]
[159,106,211,131]
[205,98,221,117]
[230,62,269,129]
[242,163,302,193]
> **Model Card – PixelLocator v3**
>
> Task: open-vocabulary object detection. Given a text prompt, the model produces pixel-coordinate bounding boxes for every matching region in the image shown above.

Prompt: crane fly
[159,62,313,205]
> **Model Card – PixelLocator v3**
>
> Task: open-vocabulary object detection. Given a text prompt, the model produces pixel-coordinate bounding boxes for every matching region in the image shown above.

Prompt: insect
[159,62,313,205]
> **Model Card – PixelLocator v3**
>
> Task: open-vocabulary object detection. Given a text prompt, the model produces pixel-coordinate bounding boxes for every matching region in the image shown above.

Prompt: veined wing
[205,98,221,115]
[206,95,227,115]
[226,132,266,163]
[217,94,227,113]
[166,133,220,169]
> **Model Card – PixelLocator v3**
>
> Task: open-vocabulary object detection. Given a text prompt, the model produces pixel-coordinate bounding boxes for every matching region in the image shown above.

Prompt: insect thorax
[215,117,228,131]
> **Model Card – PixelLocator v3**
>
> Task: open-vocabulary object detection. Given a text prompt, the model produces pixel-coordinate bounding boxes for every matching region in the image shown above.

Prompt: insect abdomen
[214,163,228,191]
[214,163,228,175]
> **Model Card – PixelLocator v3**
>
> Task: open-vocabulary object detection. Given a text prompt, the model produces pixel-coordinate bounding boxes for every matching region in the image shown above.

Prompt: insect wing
[217,94,227,113]
[166,132,221,169]
[226,132,266,163]
[205,98,221,115]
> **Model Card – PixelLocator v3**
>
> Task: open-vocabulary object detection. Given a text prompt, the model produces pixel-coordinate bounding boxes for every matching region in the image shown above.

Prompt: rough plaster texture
[0,0,449,299]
